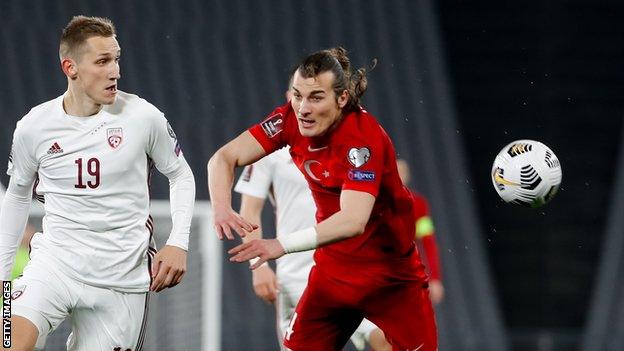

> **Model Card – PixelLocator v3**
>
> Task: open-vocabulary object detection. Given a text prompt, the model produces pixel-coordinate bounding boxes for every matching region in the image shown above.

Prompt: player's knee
[6,315,39,351]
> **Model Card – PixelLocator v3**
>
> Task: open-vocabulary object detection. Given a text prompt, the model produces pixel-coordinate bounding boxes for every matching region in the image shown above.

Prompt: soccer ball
[491,140,562,207]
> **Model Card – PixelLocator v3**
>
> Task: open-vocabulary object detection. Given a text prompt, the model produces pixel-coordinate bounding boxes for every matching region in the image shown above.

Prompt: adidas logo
[47,142,64,155]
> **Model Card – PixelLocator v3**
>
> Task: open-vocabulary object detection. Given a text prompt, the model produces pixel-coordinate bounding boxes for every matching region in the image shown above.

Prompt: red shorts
[282,265,437,351]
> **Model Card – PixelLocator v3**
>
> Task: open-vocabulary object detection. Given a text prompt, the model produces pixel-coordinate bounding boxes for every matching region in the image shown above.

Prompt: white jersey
[234,147,315,289]
[7,91,184,292]
[0,183,4,204]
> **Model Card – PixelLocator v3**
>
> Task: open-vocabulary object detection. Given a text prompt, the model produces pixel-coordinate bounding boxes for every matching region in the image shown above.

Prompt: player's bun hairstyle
[60,16,116,60]
[297,47,370,114]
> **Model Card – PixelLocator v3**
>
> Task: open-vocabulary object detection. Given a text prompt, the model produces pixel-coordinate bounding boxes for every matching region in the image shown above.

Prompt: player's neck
[63,88,103,117]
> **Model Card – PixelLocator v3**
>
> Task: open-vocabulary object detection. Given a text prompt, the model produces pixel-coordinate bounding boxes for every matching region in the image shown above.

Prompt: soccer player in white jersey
[0,16,195,351]
[235,147,386,351]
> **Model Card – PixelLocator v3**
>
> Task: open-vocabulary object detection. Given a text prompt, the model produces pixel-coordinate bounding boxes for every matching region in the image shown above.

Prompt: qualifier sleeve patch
[261,113,284,138]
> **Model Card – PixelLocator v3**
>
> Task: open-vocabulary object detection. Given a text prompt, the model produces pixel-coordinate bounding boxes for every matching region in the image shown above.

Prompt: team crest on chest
[11,285,26,300]
[107,128,123,149]
[348,147,371,168]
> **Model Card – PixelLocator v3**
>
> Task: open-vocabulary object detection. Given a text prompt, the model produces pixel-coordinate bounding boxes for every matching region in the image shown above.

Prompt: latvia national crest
[107,128,123,149]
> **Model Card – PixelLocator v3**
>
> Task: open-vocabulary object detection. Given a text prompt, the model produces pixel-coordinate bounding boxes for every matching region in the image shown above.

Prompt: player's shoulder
[107,90,165,122]
[260,101,293,122]
[256,101,298,144]
[16,95,64,136]
[20,95,63,124]
[338,107,384,142]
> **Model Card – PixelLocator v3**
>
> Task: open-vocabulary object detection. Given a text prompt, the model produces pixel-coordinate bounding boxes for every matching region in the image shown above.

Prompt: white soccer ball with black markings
[491,139,562,207]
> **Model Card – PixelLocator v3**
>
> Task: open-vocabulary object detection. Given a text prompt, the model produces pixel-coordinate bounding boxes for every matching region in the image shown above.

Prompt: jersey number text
[75,157,101,189]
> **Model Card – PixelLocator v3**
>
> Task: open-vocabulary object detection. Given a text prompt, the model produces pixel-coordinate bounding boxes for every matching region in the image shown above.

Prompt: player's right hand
[212,204,258,240]
[252,264,279,304]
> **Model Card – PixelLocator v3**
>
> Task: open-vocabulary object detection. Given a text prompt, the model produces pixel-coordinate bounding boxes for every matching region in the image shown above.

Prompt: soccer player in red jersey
[208,47,437,351]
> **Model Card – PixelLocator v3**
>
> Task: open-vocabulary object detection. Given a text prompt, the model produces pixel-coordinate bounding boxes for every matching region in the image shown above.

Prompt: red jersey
[410,191,442,281]
[249,102,427,283]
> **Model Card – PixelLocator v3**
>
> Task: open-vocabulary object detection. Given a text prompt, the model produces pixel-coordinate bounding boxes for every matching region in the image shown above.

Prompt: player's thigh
[10,260,74,349]
[67,288,148,351]
[366,282,437,351]
[283,267,363,351]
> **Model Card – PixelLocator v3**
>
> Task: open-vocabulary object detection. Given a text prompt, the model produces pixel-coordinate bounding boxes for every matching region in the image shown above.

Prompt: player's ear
[61,58,78,80]
[337,89,349,109]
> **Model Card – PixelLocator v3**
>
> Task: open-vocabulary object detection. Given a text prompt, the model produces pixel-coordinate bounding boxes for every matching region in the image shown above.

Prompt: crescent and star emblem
[303,160,329,182]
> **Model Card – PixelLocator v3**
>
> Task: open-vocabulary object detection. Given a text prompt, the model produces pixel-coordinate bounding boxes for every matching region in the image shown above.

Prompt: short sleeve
[7,122,38,186]
[234,154,274,199]
[0,183,5,203]
[146,113,184,176]
[341,127,385,197]
[248,103,293,154]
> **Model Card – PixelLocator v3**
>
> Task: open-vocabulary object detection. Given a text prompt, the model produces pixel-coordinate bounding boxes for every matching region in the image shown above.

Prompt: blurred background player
[234,81,385,351]
[209,47,437,350]
[0,16,195,350]
[396,159,444,304]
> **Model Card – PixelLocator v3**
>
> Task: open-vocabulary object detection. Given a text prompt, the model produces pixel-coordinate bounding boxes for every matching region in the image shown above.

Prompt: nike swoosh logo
[308,145,328,152]
[493,169,519,186]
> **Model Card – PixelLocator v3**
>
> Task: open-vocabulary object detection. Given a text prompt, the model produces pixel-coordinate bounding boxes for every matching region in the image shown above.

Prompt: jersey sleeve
[248,103,292,154]
[412,194,442,281]
[341,123,385,197]
[146,113,184,176]
[7,121,38,187]
[421,235,442,281]
[0,183,5,204]
[234,154,273,199]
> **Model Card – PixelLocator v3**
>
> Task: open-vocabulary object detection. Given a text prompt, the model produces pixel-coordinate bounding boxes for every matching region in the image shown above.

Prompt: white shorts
[276,282,306,349]
[277,281,379,351]
[11,250,149,351]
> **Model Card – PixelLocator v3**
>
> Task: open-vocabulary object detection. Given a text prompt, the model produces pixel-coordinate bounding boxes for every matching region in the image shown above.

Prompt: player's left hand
[228,239,285,269]
[150,245,187,292]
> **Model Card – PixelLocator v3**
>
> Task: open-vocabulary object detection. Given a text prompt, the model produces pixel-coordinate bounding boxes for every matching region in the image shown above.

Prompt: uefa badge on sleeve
[347,147,370,168]
[107,128,123,149]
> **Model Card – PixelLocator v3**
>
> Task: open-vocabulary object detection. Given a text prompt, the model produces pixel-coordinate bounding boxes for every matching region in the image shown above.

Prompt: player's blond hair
[59,15,116,60]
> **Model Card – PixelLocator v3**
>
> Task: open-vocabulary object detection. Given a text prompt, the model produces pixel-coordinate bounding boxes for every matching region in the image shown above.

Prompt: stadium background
[1,1,623,350]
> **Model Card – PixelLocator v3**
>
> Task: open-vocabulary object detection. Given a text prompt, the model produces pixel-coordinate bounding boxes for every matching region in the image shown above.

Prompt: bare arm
[229,189,376,268]
[240,193,279,303]
[314,189,375,245]
[239,194,266,243]
[207,131,266,239]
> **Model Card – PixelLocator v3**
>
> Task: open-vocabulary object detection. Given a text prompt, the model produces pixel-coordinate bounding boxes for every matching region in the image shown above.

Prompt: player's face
[73,36,121,105]
[291,70,348,137]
